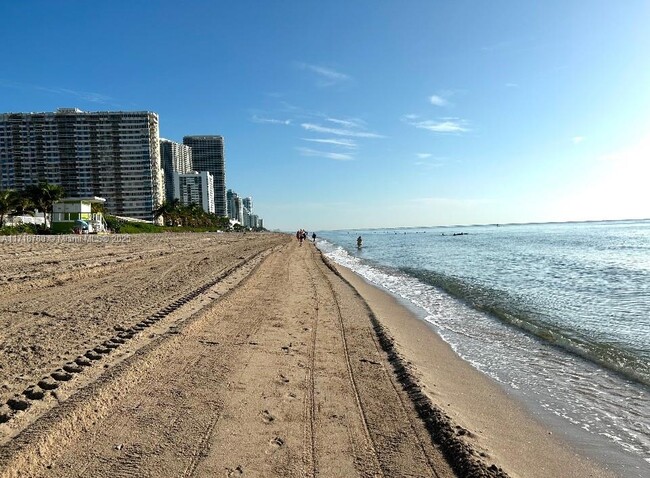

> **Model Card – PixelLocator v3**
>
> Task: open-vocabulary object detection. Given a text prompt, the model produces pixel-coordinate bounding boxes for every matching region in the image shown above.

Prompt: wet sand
[0,234,616,477]
[332,260,618,478]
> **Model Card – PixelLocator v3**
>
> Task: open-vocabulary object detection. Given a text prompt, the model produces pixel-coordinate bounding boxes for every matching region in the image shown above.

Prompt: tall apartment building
[160,138,192,203]
[0,108,163,220]
[173,171,215,214]
[226,188,244,223]
[182,135,226,216]
[242,196,252,213]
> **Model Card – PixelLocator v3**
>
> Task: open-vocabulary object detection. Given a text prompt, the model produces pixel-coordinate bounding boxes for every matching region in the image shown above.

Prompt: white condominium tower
[0,108,164,221]
[160,138,192,203]
[226,188,243,223]
[173,171,215,214]
[182,135,226,217]
[242,196,252,213]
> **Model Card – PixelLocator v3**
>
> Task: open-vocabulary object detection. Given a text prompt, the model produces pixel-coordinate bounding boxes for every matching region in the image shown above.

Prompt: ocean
[317,220,649,477]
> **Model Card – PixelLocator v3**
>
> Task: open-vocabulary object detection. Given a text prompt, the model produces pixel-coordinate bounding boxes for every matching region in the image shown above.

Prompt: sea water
[317,220,649,476]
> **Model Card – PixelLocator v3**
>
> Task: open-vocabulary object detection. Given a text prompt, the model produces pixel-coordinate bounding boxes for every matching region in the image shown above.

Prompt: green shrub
[0,223,40,235]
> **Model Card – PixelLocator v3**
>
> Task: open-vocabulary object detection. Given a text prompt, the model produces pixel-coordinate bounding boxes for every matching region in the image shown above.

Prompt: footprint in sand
[266,436,284,453]
[226,465,244,477]
[261,410,275,423]
[269,437,284,448]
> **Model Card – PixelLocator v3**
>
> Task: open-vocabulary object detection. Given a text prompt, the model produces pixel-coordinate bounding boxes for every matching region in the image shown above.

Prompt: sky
[1,1,649,231]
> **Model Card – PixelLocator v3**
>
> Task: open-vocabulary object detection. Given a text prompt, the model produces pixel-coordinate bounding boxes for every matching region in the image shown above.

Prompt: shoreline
[328,258,619,478]
[0,235,634,476]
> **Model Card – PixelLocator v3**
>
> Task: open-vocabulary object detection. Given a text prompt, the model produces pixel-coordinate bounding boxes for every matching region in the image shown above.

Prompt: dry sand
[0,233,616,477]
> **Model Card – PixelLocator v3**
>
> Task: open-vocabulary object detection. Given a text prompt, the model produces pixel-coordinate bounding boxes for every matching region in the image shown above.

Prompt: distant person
[357,236,362,248]
[312,232,316,242]
[297,229,306,246]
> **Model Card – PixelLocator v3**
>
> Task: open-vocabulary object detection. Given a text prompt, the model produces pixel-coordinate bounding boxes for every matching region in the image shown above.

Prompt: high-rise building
[226,188,244,223]
[242,196,252,213]
[226,189,236,219]
[0,108,163,220]
[182,135,226,216]
[173,171,215,214]
[160,138,192,203]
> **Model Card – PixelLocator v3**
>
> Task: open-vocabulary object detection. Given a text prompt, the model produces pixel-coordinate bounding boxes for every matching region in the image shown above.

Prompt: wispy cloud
[38,88,112,103]
[415,155,449,168]
[572,136,586,144]
[301,123,383,138]
[402,115,469,134]
[302,138,357,148]
[0,80,113,104]
[325,117,365,129]
[251,114,291,125]
[296,147,354,161]
[429,95,448,107]
[410,197,491,207]
[505,82,519,88]
[297,63,350,86]
[481,40,513,52]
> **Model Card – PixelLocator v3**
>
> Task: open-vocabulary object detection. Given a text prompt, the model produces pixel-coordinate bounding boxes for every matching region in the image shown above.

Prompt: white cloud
[572,136,586,144]
[505,82,519,88]
[410,197,492,208]
[326,117,365,129]
[0,80,113,104]
[302,138,357,148]
[297,63,350,86]
[296,147,354,161]
[30,84,112,103]
[414,155,449,168]
[429,95,448,107]
[481,40,513,52]
[251,115,291,125]
[402,116,469,134]
[301,123,383,138]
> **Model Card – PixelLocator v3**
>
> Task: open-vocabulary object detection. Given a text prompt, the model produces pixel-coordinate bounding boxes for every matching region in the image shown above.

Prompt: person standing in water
[357,236,362,248]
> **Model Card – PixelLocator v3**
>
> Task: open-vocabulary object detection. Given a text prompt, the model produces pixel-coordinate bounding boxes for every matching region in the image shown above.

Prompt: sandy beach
[0,233,616,477]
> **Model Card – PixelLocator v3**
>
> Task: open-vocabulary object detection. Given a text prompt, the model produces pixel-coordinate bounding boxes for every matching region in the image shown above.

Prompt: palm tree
[0,189,17,228]
[153,199,182,226]
[11,190,35,217]
[24,182,65,228]
[186,203,204,227]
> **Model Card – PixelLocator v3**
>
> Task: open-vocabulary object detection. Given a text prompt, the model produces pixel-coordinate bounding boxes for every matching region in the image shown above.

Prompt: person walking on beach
[312,232,316,242]
[297,229,306,246]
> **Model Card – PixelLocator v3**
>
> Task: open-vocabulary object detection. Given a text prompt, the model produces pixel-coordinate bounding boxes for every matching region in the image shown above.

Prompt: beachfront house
[51,197,108,234]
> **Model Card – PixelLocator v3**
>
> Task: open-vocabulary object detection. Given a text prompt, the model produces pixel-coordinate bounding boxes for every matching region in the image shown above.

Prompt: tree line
[0,182,65,228]
[1,184,262,233]
[153,199,232,230]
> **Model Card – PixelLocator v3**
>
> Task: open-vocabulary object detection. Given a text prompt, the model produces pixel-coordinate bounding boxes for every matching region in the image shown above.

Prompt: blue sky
[2,1,649,231]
